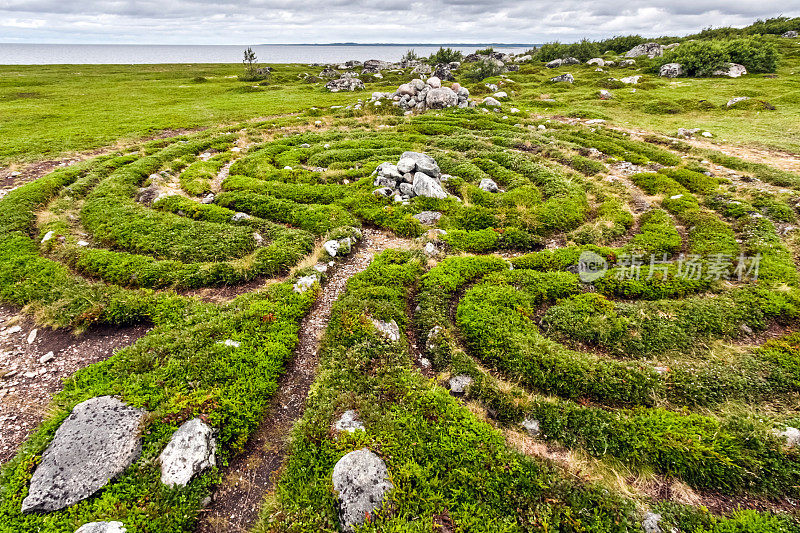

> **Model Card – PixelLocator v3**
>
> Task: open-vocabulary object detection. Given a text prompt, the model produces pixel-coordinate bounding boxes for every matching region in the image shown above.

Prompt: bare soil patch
[0,306,149,466]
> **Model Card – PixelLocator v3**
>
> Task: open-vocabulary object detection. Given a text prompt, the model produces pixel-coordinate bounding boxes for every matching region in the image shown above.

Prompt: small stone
[293,275,318,294]
[335,410,365,433]
[479,178,499,193]
[370,318,401,342]
[27,329,37,344]
[449,375,473,394]
[413,211,442,225]
[41,231,54,244]
[773,427,800,447]
[323,240,340,257]
[75,522,127,533]
[39,351,55,364]
[642,512,663,533]
[222,340,240,348]
[522,418,540,436]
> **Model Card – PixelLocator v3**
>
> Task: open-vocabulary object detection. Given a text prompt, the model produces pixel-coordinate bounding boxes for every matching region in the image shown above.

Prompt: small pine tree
[243,47,258,76]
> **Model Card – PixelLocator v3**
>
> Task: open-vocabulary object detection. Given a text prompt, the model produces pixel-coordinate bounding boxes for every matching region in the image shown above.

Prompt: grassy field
[1,36,798,168]
[1,22,800,533]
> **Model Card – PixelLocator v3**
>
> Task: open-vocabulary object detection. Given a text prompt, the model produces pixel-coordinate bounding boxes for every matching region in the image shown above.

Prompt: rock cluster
[373,152,450,201]
[375,77,472,112]
[625,42,663,58]
[325,78,365,92]
[782,30,798,38]
[332,449,394,532]
[22,396,146,513]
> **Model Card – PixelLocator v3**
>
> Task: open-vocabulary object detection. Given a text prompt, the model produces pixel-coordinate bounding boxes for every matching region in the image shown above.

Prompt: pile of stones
[370,76,473,112]
[372,152,451,202]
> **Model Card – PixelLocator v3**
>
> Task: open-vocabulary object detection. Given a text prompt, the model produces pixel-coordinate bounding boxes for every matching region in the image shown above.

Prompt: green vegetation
[2,16,800,533]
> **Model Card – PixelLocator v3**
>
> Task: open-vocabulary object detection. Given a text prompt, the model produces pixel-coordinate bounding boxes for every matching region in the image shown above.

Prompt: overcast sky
[0,1,798,44]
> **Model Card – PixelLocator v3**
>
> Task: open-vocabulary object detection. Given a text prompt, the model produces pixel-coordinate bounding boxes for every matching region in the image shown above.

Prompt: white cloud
[0,1,797,44]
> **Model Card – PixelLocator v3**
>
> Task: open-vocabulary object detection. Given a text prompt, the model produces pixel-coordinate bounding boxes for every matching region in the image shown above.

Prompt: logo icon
[578,251,608,283]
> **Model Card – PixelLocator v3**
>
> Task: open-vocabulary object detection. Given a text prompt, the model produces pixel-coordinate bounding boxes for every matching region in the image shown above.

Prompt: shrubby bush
[658,38,778,76]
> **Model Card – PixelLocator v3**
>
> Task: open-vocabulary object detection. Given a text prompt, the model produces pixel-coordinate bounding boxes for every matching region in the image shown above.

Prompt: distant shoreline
[0,43,534,65]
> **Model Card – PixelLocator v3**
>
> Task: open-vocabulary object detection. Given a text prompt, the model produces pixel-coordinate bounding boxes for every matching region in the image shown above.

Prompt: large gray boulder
[412,173,448,199]
[326,78,365,92]
[425,87,459,109]
[713,63,747,78]
[75,522,127,533]
[546,58,564,68]
[625,42,663,58]
[159,418,216,487]
[401,151,440,178]
[332,449,393,532]
[21,396,145,513]
[659,63,684,78]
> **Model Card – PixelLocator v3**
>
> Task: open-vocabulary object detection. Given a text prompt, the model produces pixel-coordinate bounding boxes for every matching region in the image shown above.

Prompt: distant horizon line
[0,42,537,47]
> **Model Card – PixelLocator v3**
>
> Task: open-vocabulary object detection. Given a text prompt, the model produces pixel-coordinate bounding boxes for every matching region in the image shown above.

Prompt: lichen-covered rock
[625,42,663,58]
[587,57,605,66]
[425,87,459,109]
[332,449,393,532]
[522,418,541,436]
[482,96,502,107]
[159,418,216,487]
[479,178,499,193]
[642,512,663,533]
[402,151,441,178]
[323,240,340,257]
[325,78,365,92]
[620,75,642,84]
[370,318,401,342]
[413,211,442,225]
[550,73,574,84]
[659,63,684,78]
[335,410,365,433]
[412,173,448,199]
[449,375,473,394]
[22,397,145,513]
[713,63,747,78]
[75,522,127,533]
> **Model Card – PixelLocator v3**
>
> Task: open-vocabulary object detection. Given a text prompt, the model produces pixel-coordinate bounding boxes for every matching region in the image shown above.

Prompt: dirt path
[0,307,149,465]
[195,229,413,533]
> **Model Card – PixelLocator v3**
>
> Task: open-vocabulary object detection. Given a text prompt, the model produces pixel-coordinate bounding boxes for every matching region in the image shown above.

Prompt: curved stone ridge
[332,448,393,532]
[21,396,145,513]
[159,418,217,487]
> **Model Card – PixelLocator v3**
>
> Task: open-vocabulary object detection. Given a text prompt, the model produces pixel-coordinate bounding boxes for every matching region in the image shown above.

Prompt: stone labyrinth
[2,109,800,531]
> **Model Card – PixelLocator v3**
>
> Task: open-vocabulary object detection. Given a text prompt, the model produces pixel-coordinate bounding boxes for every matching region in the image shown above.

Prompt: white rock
[332,449,393,532]
[620,75,641,84]
[479,178,499,193]
[774,427,800,447]
[522,418,541,436]
[27,329,37,345]
[75,522,127,533]
[335,410,365,433]
[39,351,55,364]
[493,91,508,99]
[77,240,89,247]
[370,318,401,342]
[323,240,340,257]
[222,339,240,348]
[427,76,442,88]
[482,97,502,108]
[448,375,473,394]
[41,231,54,243]
[293,274,318,294]
[159,418,216,487]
